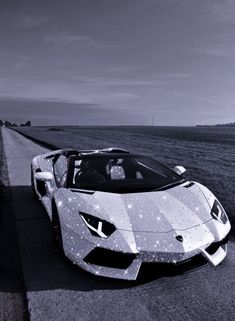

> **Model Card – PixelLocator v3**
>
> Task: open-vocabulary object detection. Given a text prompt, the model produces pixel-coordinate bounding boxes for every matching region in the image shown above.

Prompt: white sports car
[31,147,231,280]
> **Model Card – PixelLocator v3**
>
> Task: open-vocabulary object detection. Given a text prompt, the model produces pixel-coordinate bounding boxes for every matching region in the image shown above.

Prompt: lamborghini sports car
[31,147,231,280]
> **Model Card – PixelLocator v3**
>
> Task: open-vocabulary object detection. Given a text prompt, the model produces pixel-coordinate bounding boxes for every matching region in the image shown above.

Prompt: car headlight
[211,199,228,224]
[79,212,116,238]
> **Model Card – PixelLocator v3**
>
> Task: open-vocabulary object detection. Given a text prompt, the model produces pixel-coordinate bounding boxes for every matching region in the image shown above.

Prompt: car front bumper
[61,219,231,280]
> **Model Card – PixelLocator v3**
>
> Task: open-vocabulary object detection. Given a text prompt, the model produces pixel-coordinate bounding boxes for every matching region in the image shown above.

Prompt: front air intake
[84,248,136,269]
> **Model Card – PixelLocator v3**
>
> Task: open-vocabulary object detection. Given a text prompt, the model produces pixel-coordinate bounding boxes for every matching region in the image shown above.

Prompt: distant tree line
[0,120,31,127]
[197,122,235,127]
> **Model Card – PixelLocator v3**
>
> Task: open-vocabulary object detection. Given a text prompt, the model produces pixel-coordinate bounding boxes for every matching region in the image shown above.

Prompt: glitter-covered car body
[31,148,231,280]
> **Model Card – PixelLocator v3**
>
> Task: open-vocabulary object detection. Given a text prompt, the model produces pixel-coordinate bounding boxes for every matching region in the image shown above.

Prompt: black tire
[52,210,64,255]
[31,166,37,199]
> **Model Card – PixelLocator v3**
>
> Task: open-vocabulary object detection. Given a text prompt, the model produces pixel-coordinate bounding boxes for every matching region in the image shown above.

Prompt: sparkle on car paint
[31,148,231,280]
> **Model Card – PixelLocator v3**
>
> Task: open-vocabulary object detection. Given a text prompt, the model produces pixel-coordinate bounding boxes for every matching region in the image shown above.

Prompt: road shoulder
[0,128,29,321]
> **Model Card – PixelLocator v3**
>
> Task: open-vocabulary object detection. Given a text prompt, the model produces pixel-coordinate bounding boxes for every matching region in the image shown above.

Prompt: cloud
[209,0,235,23]
[45,33,91,47]
[12,15,49,29]
[71,75,156,86]
[11,54,34,70]
[44,31,120,49]
[162,90,235,107]
[153,73,191,81]
[192,47,233,58]
[103,65,144,73]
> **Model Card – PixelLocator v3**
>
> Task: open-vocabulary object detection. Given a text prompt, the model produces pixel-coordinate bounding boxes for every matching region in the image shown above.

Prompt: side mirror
[35,172,54,182]
[173,166,186,175]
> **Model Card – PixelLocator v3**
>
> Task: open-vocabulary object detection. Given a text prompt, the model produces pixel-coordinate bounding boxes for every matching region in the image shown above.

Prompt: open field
[16,125,235,234]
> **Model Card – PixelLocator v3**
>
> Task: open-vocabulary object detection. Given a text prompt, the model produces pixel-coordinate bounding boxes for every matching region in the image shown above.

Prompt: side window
[54,155,68,186]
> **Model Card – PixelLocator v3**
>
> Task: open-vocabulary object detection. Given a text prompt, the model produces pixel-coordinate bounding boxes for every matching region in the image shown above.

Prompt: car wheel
[31,166,37,199]
[52,211,64,255]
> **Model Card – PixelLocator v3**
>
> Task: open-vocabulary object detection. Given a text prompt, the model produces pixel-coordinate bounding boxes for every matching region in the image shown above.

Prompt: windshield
[68,154,184,193]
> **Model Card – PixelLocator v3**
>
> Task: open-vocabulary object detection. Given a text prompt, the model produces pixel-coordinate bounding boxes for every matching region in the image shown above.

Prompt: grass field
[15,125,235,233]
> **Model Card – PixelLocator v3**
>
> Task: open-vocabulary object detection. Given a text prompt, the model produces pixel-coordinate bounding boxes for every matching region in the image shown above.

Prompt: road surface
[1,127,235,321]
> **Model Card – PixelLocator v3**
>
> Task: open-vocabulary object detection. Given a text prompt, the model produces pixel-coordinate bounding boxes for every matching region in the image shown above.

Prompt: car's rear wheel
[52,209,64,255]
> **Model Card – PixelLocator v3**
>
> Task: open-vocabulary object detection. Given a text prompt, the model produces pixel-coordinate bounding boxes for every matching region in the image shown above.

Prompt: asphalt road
[1,127,235,321]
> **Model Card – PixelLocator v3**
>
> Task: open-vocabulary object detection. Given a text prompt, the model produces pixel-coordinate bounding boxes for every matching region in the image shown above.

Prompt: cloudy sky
[0,0,235,125]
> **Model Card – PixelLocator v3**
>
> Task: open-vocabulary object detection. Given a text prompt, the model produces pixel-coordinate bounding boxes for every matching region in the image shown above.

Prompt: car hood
[73,183,213,232]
